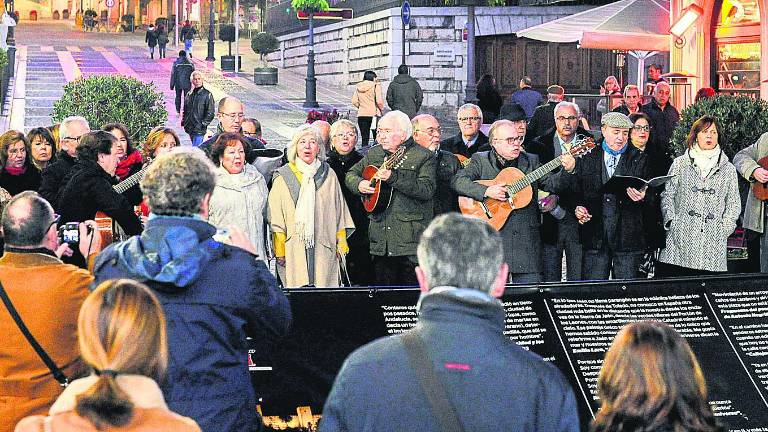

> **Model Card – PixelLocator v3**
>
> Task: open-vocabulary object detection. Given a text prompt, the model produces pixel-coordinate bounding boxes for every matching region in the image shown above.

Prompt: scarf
[601,140,629,156]
[4,165,26,176]
[115,150,144,180]
[689,144,721,178]
[294,158,321,249]
[491,148,518,170]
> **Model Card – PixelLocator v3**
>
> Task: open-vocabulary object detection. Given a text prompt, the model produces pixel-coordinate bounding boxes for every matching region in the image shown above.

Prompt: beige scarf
[294,158,321,249]
[689,144,721,178]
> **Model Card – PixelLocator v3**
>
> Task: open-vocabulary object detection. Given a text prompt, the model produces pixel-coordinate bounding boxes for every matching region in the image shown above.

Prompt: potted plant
[251,32,279,85]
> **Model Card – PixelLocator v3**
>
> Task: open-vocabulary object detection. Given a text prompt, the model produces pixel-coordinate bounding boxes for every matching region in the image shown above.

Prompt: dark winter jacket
[171,56,195,91]
[641,99,680,157]
[477,86,503,122]
[510,87,543,119]
[39,151,75,210]
[385,74,423,118]
[93,216,292,432]
[345,139,436,257]
[182,86,215,136]
[440,131,489,158]
[0,166,41,196]
[528,101,558,140]
[180,24,196,41]
[145,28,158,47]
[327,149,368,250]
[319,288,580,432]
[434,149,461,215]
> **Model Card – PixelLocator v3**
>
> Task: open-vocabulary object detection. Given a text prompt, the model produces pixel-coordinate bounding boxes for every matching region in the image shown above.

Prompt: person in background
[182,71,215,147]
[645,63,666,95]
[510,75,543,120]
[47,123,60,152]
[597,75,623,115]
[311,120,332,155]
[441,103,489,158]
[352,70,385,147]
[208,133,270,260]
[269,125,355,287]
[242,117,266,145]
[695,87,716,103]
[528,84,565,139]
[496,103,539,153]
[0,131,41,196]
[137,127,181,218]
[386,64,423,119]
[612,84,642,116]
[180,20,197,57]
[171,50,195,116]
[412,114,460,215]
[157,24,169,59]
[476,73,503,123]
[27,127,57,171]
[15,279,201,432]
[39,116,90,210]
[145,23,158,59]
[657,115,740,277]
[590,321,722,432]
[734,132,768,273]
[327,119,373,286]
[642,81,680,158]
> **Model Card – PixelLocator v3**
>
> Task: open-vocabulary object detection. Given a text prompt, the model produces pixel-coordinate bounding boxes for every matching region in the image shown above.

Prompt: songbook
[602,174,676,194]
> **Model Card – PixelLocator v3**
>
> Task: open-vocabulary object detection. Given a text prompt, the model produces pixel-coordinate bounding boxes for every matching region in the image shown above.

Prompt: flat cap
[499,103,527,122]
[547,85,564,95]
[601,112,633,129]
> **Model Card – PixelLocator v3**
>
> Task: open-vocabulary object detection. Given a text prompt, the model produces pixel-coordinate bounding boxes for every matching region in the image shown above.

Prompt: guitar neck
[507,156,563,194]
[114,163,149,194]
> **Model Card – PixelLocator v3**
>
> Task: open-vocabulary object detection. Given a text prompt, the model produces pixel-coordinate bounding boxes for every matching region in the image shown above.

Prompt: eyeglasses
[242,131,257,137]
[633,125,651,132]
[458,116,481,123]
[61,136,81,143]
[415,127,441,136]
[220,112,245,120]
[334,132,357,139]
[556,116,579,122]
[492,136,524,146]
[48,214,61,231]
[376,128,395,136]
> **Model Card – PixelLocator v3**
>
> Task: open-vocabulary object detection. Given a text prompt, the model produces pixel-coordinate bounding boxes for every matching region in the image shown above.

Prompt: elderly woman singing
[268,125,355,287]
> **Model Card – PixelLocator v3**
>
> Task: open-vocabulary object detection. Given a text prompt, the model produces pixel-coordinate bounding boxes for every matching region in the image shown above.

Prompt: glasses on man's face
[48,214,61,231]
[492,136,524,146]
[416,127,441,136]
[458,116,481,123]
[242,131,257,137]
[376,128,395,136]
[334,131,357,139]
[556,116,578,123]
[220,112,245,120]
[633,125,651,132]
[61,136,81,143]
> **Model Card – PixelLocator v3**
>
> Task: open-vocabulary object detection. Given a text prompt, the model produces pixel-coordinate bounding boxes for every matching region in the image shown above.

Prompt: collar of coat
[0,249,61,267]
[215,163,264,190]
[416,287,505,330]
[49,374,168,415]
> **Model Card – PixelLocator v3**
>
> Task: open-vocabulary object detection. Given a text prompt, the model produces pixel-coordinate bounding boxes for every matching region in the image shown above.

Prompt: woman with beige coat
[351,70,385,147]
[268,125,355,287]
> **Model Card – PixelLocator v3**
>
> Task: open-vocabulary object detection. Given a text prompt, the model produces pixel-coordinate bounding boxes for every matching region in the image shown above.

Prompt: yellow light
[670,3,704,38]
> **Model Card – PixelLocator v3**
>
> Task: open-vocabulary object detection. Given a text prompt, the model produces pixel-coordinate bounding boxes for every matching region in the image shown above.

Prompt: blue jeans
[184,39,193,53]
[190,134,204,147]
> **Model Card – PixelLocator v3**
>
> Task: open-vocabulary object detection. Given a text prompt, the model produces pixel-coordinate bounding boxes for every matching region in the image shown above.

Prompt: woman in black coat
[477,74,503,123]
[145,24,158,59]
[0,130,41,197]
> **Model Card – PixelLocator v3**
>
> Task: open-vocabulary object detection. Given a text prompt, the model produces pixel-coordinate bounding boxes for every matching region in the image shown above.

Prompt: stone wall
[269,5,592,119]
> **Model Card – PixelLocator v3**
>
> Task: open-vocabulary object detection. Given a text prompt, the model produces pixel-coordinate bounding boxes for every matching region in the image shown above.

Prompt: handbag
[371,83,381,130]
[0,281,69,387]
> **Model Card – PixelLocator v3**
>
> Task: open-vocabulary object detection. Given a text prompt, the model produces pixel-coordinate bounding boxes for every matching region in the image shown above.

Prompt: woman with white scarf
[268,125,355,287]
[657,115,741,277]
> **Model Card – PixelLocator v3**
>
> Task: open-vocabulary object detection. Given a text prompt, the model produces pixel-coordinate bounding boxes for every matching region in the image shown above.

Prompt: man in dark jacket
[182,71,215,147]
[495,102,540,153]
[386,64,423,119]
[528,85,564,139]
[453,119,573,283]
[346,110,436,286]
[93,148,291,432]
[170,50,195,115]
[180,20,196,56]
[612,84,642,116]
[556,112,649,280]
[319,213,580,432]
[641,81,679,157]
[39,116,89,210]
[440,103,489,158]
[412,114,460,215]
[510,76,543,120]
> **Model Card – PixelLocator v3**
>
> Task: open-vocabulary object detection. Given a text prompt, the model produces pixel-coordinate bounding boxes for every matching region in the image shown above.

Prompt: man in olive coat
[346,110,436,286]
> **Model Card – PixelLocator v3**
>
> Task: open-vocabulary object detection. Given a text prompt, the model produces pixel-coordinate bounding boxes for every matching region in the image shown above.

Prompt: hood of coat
[391,74,415,85]
[215,163,263,191]
[110,216,222,288]
[356,80,376,93]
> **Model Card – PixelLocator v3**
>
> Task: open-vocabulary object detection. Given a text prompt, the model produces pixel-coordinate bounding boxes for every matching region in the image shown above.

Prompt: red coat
[0,251,92,432]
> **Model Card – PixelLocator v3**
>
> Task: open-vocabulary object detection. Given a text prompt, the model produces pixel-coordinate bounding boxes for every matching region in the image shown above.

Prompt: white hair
[59,116,90,140]
[381,110,413,138]
[458,103,483,124]
[287,124,326,163]
[554,101,582,117]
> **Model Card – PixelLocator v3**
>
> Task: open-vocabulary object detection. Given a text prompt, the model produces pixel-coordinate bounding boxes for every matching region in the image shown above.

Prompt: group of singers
[2,93,767,287]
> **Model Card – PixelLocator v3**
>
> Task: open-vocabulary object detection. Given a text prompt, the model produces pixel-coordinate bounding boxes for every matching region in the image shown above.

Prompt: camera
[58,222,80,245]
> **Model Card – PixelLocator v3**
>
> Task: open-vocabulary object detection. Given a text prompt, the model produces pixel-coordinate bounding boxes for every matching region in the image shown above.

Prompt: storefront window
[715,0,760,96]
[718,0,760,26]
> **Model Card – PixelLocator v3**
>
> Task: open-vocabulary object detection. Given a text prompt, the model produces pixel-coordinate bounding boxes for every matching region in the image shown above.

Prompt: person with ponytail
[15,279,200,432]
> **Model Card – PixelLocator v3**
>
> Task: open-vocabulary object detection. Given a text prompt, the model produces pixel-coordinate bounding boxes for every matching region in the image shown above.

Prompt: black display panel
[249,275,768,431]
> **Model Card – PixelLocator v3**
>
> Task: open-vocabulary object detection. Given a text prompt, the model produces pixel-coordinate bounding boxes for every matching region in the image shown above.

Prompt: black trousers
[357,116,377,147]
[175,88,189,114]
[373,255,418,286]
[654,261,724,278]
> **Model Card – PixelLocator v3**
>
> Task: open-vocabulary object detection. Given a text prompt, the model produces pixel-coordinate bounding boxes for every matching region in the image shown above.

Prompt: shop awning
[516,0,671,52]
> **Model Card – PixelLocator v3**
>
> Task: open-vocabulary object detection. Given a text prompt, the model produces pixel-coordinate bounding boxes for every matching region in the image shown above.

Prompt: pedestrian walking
[171,50,195,115]
[351,70,384,147]
[181,20,197,57]
[385,64,423,119]
[157,25,169,59]
[182,71,215,147]
[145,24,158,59]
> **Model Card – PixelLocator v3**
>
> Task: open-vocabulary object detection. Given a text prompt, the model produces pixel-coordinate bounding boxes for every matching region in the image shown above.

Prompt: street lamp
[463,0,477,104]
[303,10,318,108]
[206,0,215,60]
[669,3,703,48]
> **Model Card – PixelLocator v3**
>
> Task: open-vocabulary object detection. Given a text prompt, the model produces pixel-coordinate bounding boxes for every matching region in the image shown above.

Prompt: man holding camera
[0,191,101,431]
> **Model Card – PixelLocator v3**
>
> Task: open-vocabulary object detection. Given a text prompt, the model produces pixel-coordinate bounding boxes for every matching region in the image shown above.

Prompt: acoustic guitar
[362,146,408,214]
[459,136,596,230]
[95,161,152,246]
[751,156,768,201]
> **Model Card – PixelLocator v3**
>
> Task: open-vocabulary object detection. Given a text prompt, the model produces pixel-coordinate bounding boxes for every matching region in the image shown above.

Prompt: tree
[251,32,279,66]
[290,0,329,12]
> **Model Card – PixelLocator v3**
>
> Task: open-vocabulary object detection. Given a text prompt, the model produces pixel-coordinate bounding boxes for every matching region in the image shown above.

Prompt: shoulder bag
[371,83,382,130]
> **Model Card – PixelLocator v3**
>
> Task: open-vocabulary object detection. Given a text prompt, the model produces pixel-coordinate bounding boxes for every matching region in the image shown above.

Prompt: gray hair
[417,213,504,293]
[554,101,582,117]
[141,147,216,217]
[487,119,515,142]
[623,84,640,97]
[287,124,326,163]
[655,81,671,93]
[191,70,204,80]
[458,103,483,124]
[59,116,90,140]
[329,119,360,147]
[381,110,413,138]
[1,191,54,247]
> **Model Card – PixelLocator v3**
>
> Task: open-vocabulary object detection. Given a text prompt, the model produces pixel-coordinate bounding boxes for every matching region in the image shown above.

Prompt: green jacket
[733,132,768,234]
[346,139,436,257]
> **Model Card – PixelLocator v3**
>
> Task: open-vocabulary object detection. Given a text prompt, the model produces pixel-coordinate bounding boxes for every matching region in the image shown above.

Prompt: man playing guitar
[452,119,575,283]
[346,110,436,286]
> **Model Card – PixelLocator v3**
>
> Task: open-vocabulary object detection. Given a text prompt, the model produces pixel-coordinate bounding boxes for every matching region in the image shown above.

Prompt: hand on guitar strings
[376,168,393,182]
[484,184,508,201]
[626,187,646,202]
[358,179,375,195]
[754,167,768,183]
[561,154,576,173]
[575,206,592,225]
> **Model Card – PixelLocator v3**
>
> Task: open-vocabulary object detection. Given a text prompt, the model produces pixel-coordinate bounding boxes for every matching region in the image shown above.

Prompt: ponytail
[75,370,134,429]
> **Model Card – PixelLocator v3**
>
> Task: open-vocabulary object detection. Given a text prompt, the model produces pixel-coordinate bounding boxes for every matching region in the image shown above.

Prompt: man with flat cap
[554,112,649,280]
[529,85,565,139]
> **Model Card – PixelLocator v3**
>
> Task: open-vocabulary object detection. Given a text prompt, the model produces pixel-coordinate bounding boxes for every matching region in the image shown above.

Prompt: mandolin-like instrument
[361,146,407,214]
[751,156,768,201]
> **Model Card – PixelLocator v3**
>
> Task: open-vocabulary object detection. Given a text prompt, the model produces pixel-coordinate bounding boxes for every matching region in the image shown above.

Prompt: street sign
[105,0,115,7]
[401,1,410,26]
[297,8,353,20]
